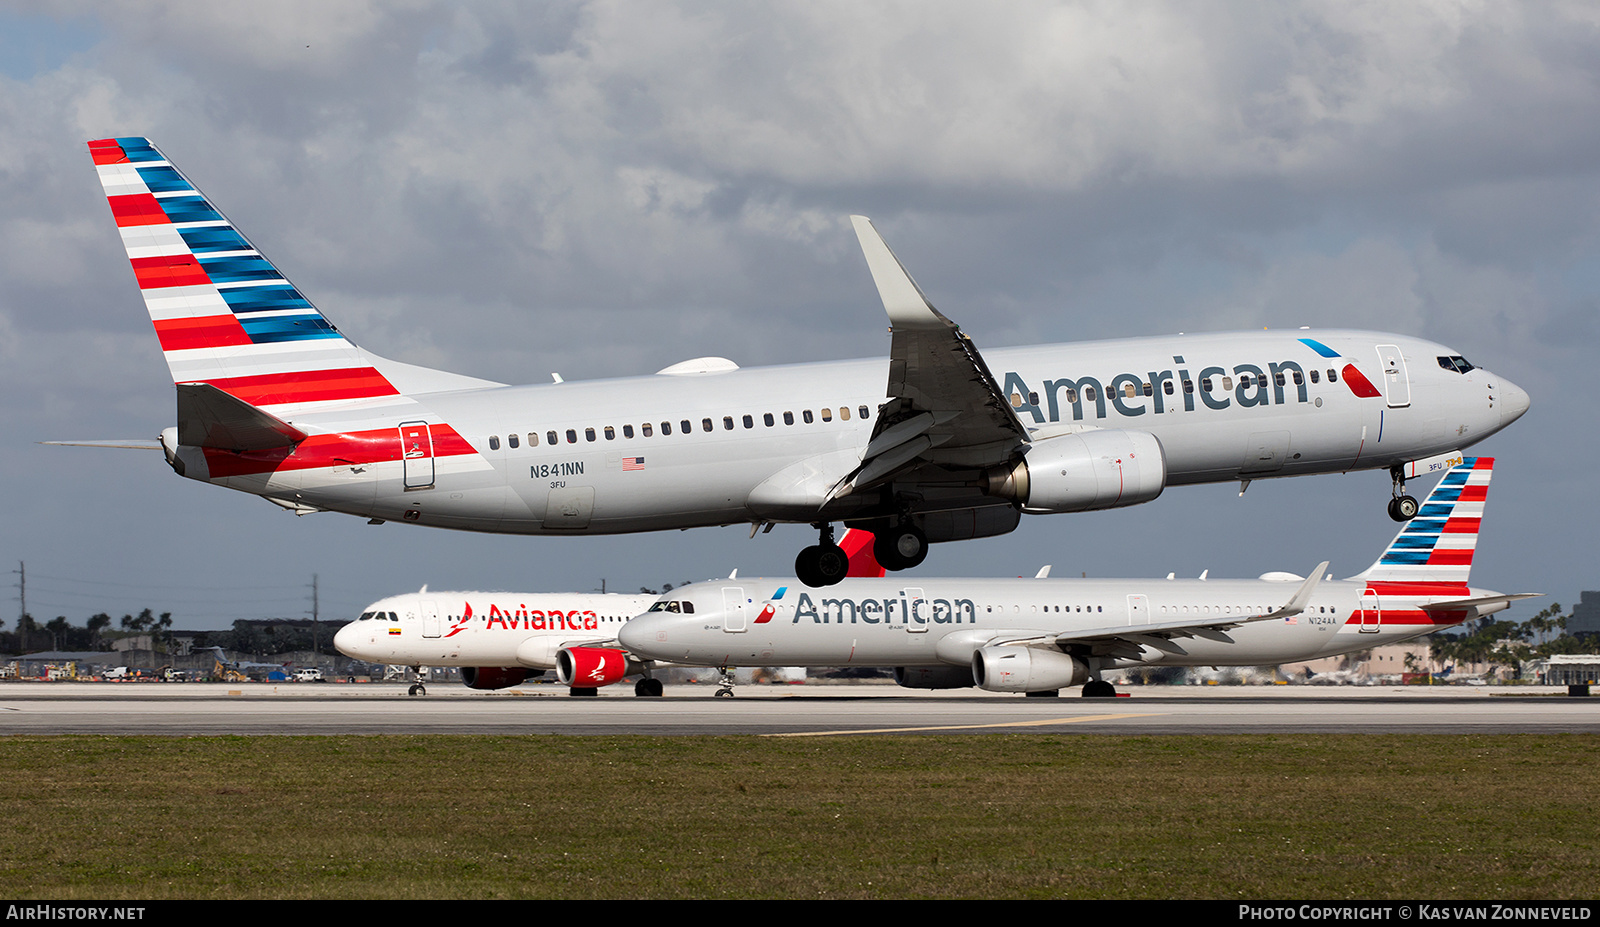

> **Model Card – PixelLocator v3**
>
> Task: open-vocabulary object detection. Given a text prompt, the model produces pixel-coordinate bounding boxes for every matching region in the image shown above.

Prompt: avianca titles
[616,458,1538,697]
[86,137,1530,586]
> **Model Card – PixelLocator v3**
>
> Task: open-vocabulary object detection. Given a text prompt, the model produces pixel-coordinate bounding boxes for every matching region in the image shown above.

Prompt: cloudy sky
[1,1,1594,631]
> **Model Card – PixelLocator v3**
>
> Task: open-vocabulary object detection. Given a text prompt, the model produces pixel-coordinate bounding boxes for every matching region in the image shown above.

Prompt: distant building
[1569,591,1600,637]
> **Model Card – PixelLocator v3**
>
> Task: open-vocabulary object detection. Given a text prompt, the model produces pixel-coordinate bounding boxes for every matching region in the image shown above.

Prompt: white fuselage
[334,591,657,669]
[174,329,1526,535]
[616,574,1503,671]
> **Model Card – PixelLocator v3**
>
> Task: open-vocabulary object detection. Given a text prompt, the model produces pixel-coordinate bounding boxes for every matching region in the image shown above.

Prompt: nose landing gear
[1388,466,1419,522]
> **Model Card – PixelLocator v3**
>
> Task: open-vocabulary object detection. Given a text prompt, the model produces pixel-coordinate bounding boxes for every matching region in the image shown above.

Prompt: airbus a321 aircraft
[87,137,1530,586]
[616,457,1536,696]
[334,530,884,696]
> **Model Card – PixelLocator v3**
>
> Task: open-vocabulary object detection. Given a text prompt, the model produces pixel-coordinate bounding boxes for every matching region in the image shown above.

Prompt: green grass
[0,735,1594,899]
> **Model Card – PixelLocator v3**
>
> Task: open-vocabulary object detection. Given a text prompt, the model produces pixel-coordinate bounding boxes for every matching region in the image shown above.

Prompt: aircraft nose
[618,614,664,656]
[333,621,364,658]
[1498,376,1530,426]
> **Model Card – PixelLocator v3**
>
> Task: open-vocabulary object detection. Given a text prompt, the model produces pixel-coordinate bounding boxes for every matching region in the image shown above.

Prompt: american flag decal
[622,456,645,471]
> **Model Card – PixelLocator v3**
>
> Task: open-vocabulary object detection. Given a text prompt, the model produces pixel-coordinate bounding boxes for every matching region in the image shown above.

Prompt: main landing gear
[1387,466,1419,523]
[795,523,849,588]
[1081,679,1117,698]
[634,677,664,698]
[408,666,425,696]
[873,520,928,571]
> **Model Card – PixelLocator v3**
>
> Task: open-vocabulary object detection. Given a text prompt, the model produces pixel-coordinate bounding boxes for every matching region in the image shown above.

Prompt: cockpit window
[647,600,695,613]
[359,611,374,621]
[1437,355,1476,374]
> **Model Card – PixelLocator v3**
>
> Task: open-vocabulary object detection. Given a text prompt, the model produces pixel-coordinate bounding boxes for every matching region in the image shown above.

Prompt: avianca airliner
[617,458,1537,696]
[86,137,1530,586]
[334,529,885,696]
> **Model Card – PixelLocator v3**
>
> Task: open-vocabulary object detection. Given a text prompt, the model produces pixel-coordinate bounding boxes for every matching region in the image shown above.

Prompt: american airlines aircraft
[87,137,1530,586]
[616,458,1537,696]
[334,530,884,696]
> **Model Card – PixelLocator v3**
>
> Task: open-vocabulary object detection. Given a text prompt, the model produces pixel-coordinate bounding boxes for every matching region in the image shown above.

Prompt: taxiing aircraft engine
[461,667,530,690]
[981,430,1166,514]
[971,646,1089,693]
[894,666,975,690]
[556,647,630,689]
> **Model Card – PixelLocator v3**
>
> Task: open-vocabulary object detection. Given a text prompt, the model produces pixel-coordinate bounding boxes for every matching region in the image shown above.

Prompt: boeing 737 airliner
[86,137,1530,585]
[616,458,1535,696]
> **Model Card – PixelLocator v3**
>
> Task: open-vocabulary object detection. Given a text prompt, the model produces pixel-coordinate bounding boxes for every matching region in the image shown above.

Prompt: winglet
[850,216,955,331]
[1265,562,1329,620]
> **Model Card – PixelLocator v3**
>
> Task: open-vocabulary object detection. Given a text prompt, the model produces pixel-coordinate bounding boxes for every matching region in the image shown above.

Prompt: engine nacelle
[461,666,530,690]
[555,646,631,689]
[982,430,1165,514]
[894,665,974,690]
[971,646,1089,693]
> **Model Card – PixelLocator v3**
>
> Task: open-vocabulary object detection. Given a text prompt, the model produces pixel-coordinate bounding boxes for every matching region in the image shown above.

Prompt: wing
[990,563,1328,661]
[829,217,1031,500]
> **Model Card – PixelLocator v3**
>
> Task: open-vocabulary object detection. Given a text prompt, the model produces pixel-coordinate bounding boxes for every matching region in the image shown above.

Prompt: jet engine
[894,666,974,690]
[982,430,1165,514]
[461,667,530,690]
[555,646,631,689]
[971,646,1089,693]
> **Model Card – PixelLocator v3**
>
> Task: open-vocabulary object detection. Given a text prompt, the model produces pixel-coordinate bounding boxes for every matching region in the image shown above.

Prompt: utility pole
[16,561,23,623]
[310,573,320,662]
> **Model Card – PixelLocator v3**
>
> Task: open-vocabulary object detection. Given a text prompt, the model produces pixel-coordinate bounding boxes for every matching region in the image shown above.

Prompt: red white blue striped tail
[1353,457,1492,583]
[89,137,402,415]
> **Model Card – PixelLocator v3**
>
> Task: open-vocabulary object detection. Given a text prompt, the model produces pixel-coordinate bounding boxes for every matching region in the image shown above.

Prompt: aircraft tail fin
[88,137,497,418]
[839,528,887,577]
[1352,457,1493,584]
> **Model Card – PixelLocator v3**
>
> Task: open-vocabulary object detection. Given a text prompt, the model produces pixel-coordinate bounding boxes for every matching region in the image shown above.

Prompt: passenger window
[742,415,753,429]
[702,418,713,432]
[1222,376,1233,390]
[604,426,615,440]
[1201,378,1213,392]
[1182,379,1193,393]
[1143,382,1153,396]
[1163,381,1174,395]
[1065,388,1078,403]
[1123,383,1136,398]
[529,433,539,447]
[566,429,577,444]
[820,407,833,422]
[724,416,735,430]
[784,411,794,425]
[1328,369,1337,382]
[642,423,653,437]
[1292,371,1304,385]
[683,420,693,434]
[585,428,596,442]
[859,405,870,419]
[489,436,500,450]
[1309,370,1319,384]
[839,407,850,421]
[1085,387,1097,401]
[623,425,634,438]
[1273,372,1285,387]
[802,410,813,423]
[508,434,519,448]
[763,413,774,427]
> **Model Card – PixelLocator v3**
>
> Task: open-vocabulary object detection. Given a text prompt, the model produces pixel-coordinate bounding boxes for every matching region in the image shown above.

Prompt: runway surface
[3,681,1597,735]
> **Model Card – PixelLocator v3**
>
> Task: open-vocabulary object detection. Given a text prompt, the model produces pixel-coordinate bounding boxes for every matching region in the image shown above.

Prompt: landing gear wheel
[634,678,664,698]
[407,684,426,697]
[1024,689,1059,698]
[1390,494,1419,521]
[875,523,928,571]
[569,687,598,697]
[796,544,848,587]
[713,688,735,698]
[1081,680,1117,698]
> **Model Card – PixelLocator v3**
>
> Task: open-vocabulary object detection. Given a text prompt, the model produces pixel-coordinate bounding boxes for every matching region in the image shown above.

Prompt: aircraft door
[1127,594,1151,625]
[722,587,747,633]
[1360,589,1380,633]
[1376,345,1411,408]
[399,421,435,490]
[421,600,441,639]
[905,587,928,632]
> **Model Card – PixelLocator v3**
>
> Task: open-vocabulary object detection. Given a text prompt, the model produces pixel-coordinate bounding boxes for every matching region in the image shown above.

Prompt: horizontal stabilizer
[1418,593,1542,614]
[40,439,162,450]
[177,382,307,451]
